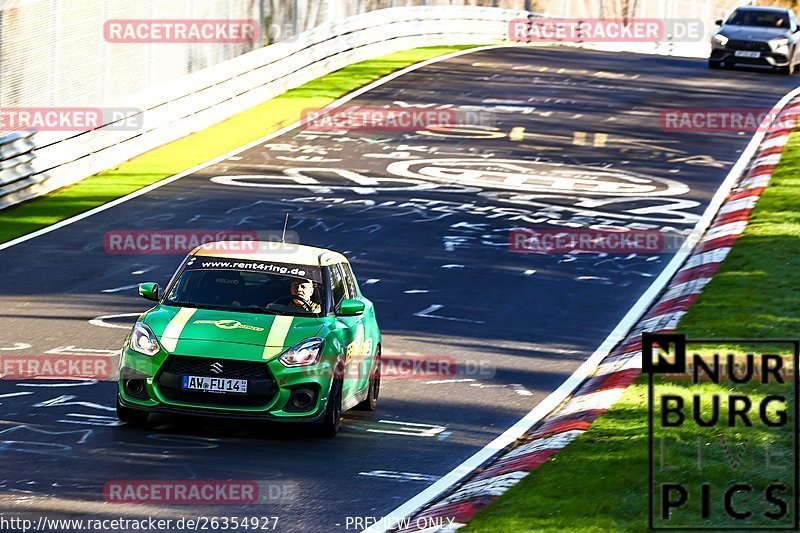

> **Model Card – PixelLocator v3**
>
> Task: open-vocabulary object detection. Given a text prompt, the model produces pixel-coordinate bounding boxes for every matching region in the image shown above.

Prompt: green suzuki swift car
[116,242,381,437]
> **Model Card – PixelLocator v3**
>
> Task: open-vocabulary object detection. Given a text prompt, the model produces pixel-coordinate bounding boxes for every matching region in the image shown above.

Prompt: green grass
[0,45,476,245]
[464,133,800,532]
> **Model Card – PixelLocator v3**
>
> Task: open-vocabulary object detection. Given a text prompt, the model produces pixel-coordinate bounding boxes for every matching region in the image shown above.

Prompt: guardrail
[0,6,526,210]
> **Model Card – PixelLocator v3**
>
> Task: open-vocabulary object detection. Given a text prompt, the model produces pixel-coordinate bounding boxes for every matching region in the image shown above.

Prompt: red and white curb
[388,102,800,533]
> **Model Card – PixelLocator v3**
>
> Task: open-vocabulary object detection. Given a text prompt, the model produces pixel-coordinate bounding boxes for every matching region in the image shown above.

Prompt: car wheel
[780,62,795,75]
[116,396,150,426]
[316,379,343,438]
[708,59,721,69]
[354,347,381,411]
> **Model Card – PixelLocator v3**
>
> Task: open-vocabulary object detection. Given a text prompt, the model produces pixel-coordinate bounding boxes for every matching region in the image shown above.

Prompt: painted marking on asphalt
[131,267,156,275]
[524,270,536,275]
[0,343,32,351]
[0,392,33,399]
[144,434,221,449]
[17,380,99,388]
[0,425,94,443]
[100,284,139,294]
[455,382,534,396]
[363,279,380,285]
[58,414,122,427]
[0,426,94,454]
[576,276,614,285]
[366,420,447,438]
[45,347,117,356]
[511,384,533,397]
[404,290,429,294]
[414,305,485,324]
[33,395,115,412]
[359,471,440,483]
[423,378,532,396]
[441,264,464,269]
[0,391,34,399]
[89,313,140,330]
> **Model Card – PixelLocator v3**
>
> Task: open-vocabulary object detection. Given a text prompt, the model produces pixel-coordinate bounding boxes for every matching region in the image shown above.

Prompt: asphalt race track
[0,46,797,531]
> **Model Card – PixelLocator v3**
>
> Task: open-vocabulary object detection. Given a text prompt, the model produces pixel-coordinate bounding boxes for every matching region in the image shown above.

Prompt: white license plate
[734,50,760,58]
[181,375,248,394]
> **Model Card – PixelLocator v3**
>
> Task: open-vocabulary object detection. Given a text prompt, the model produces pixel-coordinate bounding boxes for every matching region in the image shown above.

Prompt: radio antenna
[281,213,289,243]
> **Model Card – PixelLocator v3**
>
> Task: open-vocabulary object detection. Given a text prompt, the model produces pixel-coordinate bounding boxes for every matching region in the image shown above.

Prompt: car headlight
[130,323,161,356]
[770,38,790,50]
[712,34,729,46]
[279,338,324,367]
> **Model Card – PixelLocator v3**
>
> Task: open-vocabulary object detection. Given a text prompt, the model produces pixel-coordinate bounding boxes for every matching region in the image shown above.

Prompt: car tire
[354,347,381,412]
[780,63,795,75]
[316,379,343,438]
[708,59,721,69]
[116,396,150,426]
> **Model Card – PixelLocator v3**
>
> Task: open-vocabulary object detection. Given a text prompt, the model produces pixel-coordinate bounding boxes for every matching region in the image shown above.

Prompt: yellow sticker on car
[262,316,294,359]
[161,307,198,352]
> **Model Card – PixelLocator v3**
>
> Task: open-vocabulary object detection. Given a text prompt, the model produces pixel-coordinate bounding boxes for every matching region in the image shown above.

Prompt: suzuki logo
[210,362,224,375]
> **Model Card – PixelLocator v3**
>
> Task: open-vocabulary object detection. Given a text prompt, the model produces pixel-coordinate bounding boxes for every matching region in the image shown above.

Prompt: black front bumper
[117,394,326,423]
[711,47,789,67]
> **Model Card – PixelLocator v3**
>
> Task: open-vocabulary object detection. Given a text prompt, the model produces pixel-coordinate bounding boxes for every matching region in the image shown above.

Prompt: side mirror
[338,299,365,316]
[138,282,160,302]
[715,19,723,26]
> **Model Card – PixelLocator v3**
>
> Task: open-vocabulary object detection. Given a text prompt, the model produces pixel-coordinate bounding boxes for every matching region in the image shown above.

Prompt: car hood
[720,26,790,41]
[143,305,330,356]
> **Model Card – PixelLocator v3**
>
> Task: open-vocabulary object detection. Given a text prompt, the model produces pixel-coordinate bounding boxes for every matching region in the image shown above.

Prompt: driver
[289,278,321,313]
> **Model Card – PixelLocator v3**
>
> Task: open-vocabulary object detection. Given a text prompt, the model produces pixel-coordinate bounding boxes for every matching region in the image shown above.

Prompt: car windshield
[726,10,790,28]
[164,257,326,316]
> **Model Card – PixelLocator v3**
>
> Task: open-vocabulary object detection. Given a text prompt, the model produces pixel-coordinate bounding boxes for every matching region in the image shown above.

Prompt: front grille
[156,355,278,408]
[163,355,271,379]
[726,39,770,52]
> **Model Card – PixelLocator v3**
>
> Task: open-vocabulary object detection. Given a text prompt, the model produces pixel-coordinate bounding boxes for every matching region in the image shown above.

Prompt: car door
[341,262,376,394]
[330,263,361,401]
